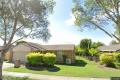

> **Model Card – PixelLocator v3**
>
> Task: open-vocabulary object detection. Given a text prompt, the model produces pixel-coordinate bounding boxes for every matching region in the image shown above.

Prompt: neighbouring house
[99,44,120,53]
[7,42,75,64]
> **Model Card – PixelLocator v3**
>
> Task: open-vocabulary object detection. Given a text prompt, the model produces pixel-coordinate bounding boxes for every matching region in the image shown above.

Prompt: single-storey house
[7,42,75,64]
[99,44,120,53]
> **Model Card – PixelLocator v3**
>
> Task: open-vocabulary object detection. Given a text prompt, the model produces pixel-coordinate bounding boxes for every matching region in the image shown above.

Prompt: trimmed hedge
[26,52,43,65]
[43,53,56,66]
[26,52,56,66]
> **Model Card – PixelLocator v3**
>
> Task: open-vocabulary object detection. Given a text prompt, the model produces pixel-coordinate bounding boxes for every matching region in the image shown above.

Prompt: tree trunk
[0,51,6,80]
[0,61,3,80]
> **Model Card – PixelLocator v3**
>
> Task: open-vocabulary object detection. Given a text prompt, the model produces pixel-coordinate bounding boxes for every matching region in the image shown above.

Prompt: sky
[24,0,114,45]
[0,0,114,45]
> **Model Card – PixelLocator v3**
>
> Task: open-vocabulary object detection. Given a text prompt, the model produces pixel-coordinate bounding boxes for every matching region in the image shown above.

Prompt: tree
[92,42,104,49]
[110,40,119,45]
[0,0,55,79]
[16,41,27,45]
[80,39,92,49]
[72,0,120,42]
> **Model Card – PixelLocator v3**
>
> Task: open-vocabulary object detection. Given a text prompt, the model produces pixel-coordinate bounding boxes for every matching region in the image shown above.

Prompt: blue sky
[24,0,114,45]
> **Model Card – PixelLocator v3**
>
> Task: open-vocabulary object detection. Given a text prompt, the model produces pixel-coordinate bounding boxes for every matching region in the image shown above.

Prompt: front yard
[4,57,120,78]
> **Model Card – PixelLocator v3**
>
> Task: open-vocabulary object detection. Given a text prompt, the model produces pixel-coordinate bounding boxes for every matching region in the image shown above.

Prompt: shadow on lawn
[74,59,87,67]
[26,64,60,72]
[47,66,60,72]
[57,59,87,67]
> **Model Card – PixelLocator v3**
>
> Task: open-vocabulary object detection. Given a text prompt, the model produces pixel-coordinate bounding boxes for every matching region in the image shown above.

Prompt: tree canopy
[92,42,104,48]
[0,0,55,80]
[80,38,92,49]
[0,0,55,46]
[72,0,120,42]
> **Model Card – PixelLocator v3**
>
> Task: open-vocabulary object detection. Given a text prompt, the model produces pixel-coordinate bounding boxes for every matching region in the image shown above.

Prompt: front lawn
[4,57,120,78]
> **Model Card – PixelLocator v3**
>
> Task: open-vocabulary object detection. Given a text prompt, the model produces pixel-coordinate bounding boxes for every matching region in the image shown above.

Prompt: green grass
[4,56,120,78]
[3,76,33,80]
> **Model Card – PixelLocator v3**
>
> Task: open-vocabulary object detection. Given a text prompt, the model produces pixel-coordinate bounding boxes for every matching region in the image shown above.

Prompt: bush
[114,53,120,62]
[43,53,56,66]
[26,52,43,65]
[115,62,120,69]
[100,53,115,67]
[113,53,120,69]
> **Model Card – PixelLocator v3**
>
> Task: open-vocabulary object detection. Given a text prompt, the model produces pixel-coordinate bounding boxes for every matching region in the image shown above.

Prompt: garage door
[13,51,29,63]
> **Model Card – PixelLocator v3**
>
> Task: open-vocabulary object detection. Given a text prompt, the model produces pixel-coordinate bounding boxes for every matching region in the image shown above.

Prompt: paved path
[3,62,14,69]
[3,71,110,80]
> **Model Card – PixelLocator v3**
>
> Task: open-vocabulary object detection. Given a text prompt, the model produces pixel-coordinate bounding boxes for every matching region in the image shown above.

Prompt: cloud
[65,13,75,26]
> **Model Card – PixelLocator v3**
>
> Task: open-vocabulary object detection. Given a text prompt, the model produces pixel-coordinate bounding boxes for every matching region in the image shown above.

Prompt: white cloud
[65,13,75,26]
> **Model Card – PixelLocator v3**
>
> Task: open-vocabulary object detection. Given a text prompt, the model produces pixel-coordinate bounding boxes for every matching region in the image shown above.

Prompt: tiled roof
[99,44,120,52]
[21,42,75,51]
[42,44,75,51]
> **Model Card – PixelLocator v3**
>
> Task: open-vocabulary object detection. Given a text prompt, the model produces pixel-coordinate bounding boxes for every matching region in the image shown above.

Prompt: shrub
[26,52,43,65]
[43,53,56,66]
[113,53,120,69]
[114,53,120,62]
[114,62,120,69]
[100,53,115,67]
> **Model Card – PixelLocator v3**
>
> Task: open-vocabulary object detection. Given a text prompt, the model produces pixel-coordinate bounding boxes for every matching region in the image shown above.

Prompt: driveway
[3,62,14,69]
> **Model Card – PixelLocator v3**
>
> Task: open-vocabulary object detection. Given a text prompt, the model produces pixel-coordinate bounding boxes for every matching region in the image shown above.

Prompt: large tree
[80,39,92,56]
[80,38,92,49]
[91,42,104,48]
[72,0,120,42]
[0,0,55,79]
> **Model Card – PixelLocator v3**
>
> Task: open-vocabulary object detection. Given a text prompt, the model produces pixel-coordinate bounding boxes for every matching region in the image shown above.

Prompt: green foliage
[0,0,55,43]
[80,39,92,49]
[114,52,120,62]
[26,52,56,66]
[91,42,104,49]
[16,41,27,45]
[113,53,120,69]
[43,53,56,66]
[114,62,120,69]
[89,48,98,56]
[75,45,85,55]
[72,0,120,42]
[100,53,115,67]
[26,52,43,65]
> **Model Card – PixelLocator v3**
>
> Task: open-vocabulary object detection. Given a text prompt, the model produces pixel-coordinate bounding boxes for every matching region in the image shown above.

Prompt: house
[9,42,75,64]
[99,44,120,53]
